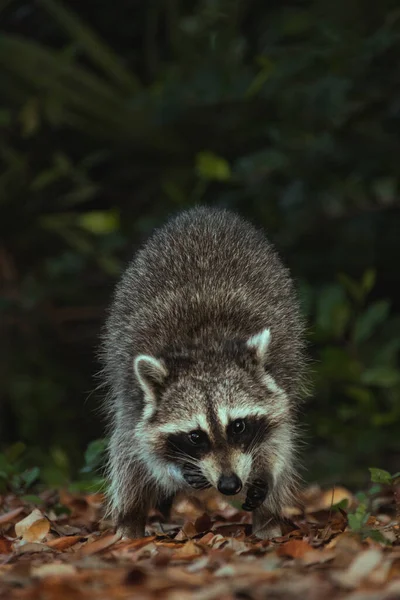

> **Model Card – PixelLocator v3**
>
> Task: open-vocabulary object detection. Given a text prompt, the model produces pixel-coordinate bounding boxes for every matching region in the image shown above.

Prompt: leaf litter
[0,484,399,599]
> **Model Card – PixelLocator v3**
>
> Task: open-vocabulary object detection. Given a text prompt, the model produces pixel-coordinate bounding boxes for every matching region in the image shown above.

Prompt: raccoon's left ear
[246,328,271,364]
[134,355,168,402]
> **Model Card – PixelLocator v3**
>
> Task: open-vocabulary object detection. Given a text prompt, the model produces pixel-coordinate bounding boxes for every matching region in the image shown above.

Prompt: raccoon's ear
[134,355,168,401]
[246,328,271,364]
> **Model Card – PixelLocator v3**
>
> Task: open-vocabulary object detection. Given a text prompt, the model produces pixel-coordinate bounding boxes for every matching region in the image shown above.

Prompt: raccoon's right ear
[246,328,271,365]
[134,355,168,402]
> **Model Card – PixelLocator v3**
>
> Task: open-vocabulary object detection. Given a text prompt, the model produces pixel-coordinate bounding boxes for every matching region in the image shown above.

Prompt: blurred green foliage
[0,0,399,487]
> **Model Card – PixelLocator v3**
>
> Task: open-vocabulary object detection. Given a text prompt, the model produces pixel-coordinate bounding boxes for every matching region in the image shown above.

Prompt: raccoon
[101,207,307,539]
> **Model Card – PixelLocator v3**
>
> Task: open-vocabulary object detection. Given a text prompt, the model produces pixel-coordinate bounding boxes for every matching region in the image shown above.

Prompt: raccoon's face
[134,329,294,502]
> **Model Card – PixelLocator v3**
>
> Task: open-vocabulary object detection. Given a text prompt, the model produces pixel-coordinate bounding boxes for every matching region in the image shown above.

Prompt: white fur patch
[215,370,289,427]
[156,413,210,436]
[231,450,252,486]
[199,456,220,488]
[246,328,271,361]
[216,405,270,428]
[262,374,289,417]
[268,422,293,483]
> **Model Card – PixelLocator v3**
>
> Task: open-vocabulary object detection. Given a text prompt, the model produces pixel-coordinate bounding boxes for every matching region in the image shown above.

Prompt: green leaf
[246,57,275,97]
[347,497,369,532]
[348,512,368,531]
[337,273,364,304]
[331,498,349,511]
[196,152,231,181]
[353,300,390,343]
[21,466,40,490]
[53,503,71,516]
[361,269,377,295]
[362,529,391,545]
[69,477,106,493]
[348,506,369,531]
[361,366,400,388]
[369,468,393,484]
[0,35,181,151]
[21,495,43,506]
[77,210,120,235]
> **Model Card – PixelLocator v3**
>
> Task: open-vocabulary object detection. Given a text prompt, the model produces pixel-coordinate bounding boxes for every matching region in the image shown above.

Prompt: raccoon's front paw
[116,514,146,539]
[182,467,211,490]
[242,478,268,511]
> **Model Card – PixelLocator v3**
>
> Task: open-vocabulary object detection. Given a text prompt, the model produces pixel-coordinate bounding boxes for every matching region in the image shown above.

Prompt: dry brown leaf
[0,507,24,525]
[50,522,82,536]
[194,513,212,533]
[0,485,398,599]
[213,523,247,538]
[172,539,205,559]
[80,531,121,555]
[46,535,83,550]
[14,541,54,554]
[305,486,354,513]
[331,548,383,588]
[31,563,77,578]
[277,539,314,558]
[198,532,215,545]
[14,509,50,542]
[113,535,157,552]
[301,549,336,566]
[177,521,198,539]
[0,536,13,553]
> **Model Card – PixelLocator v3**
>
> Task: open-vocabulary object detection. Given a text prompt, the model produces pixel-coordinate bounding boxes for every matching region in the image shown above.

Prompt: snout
[217,473,242,495]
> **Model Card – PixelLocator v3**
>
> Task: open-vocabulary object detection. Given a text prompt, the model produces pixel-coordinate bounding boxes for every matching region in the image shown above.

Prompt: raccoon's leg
[117,505,148,539]
[108,445,152,539]
[155,494,174,521]
[252,507,282,540]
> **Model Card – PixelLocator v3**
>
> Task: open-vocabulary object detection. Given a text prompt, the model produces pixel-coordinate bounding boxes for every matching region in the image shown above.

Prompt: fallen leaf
[50,523,82,536]
[31,563,77,578]
[173,540,205,558]
[0,536,13,553]
[0,484,398,599]
[331,548,383,588]
[277,539,314,558]
[301,549,336,565]
[14,542,54,554]
[176,521,197,539]
[14,509,50,542]
[198,532,215,545]
[194,513,212,533]
[0,507,25,525]
[305,486,354,513]
[46,535,83,550]
[80,531,122,555]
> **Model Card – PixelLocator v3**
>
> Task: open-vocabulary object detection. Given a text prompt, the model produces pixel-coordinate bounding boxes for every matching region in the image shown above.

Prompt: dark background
[1,0,399,490]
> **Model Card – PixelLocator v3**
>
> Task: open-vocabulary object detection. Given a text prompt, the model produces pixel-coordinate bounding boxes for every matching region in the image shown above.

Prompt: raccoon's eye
[188,430,205,445]
[232,419,246,435]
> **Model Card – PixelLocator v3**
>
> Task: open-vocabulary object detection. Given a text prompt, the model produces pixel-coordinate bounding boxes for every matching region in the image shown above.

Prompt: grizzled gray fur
[101,207,307,539]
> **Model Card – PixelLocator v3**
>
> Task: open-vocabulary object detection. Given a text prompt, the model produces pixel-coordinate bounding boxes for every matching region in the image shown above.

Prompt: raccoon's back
[103,207,306,407]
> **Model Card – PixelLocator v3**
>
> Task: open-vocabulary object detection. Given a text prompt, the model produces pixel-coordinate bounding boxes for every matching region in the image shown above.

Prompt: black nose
[217,474,242,495]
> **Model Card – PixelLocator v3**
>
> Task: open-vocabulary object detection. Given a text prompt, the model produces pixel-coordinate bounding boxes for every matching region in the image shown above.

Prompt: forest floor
[0,484,399,599]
